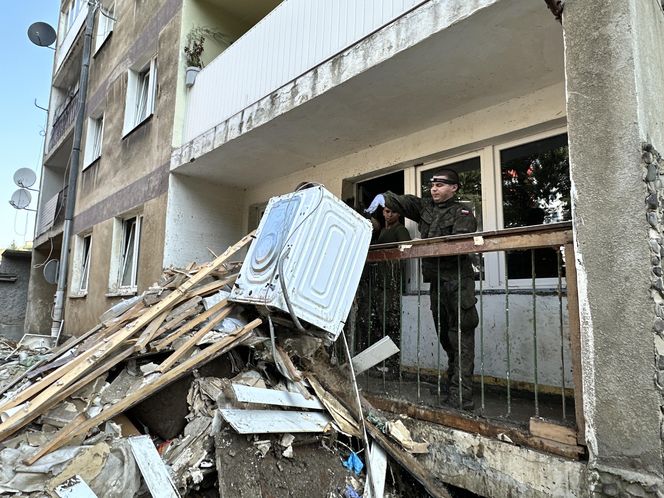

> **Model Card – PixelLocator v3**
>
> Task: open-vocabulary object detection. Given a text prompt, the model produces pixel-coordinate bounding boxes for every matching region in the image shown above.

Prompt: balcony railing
[36,187,67,237]
[345,222,585,459]
[184,0,422,143]
[48,91,80,153]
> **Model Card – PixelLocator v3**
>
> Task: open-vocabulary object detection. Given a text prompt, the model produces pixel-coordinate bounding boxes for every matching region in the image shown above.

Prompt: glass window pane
[80,236,91,292]
[500,133,569,279]
[121,219,136,287]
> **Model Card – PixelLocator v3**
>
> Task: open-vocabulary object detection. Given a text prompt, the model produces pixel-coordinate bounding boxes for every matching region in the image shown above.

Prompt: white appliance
[230,186,372,341]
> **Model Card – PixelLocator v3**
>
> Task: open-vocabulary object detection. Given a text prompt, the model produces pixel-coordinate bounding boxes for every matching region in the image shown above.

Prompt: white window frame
[71,233,92,296]
[123,58,157,136]
[94,2,115,52]
[83,114,104,167]
[353,124,569,292]
[109,214,143,294]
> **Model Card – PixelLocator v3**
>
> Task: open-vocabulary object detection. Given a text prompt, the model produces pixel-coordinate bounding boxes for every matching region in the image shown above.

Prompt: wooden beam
[134,310,169,351]
[367,226,573,262]
[564,242,586,446]
[529,417,577,446]
[26,318,261,463]
[0,232,255,443]
[153,298,228,351]
[365,395,584,460]
[157,305,232,372]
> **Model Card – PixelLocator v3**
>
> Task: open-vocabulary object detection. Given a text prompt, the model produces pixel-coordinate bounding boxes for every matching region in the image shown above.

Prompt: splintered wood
[0,232,261,463]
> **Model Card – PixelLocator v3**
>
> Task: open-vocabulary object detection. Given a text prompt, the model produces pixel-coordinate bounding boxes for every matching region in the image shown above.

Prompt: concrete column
[563,0,664,493]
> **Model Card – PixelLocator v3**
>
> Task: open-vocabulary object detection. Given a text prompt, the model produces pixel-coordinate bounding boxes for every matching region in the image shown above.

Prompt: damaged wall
[405,417,588,497]
[563,0,664,494]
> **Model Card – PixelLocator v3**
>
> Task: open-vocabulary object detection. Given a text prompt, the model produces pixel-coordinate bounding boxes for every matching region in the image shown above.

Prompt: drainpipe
[51,2,96,341]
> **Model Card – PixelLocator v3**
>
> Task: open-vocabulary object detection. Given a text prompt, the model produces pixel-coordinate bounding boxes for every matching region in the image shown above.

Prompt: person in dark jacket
[365,169,478,410]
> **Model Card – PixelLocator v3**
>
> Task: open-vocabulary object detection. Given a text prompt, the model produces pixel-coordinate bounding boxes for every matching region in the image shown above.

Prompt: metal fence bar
[416,258,422,402]
[557,250,567,419]
[504,255,511,417]
[457,255,463,408]
[436,259,442,403]
[382,268,387,391]
[399,263,403,397]
[531,250,540,417]
[366,265,372,391]
[479,254,485,414]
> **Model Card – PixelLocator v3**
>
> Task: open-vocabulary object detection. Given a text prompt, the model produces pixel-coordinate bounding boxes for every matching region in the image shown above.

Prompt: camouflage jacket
[384,192,477,280]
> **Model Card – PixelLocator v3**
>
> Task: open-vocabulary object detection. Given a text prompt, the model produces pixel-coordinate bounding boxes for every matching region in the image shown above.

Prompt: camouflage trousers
[430,275,479,405]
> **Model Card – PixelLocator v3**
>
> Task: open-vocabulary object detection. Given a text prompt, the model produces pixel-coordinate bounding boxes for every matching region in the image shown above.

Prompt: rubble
[0,232,440,497]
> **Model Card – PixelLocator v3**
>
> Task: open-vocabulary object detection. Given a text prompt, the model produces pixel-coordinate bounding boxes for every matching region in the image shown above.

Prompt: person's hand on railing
[364,194,385,214]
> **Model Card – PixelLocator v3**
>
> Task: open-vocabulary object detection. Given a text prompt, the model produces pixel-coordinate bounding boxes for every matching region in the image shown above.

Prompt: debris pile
[0,233,434,497]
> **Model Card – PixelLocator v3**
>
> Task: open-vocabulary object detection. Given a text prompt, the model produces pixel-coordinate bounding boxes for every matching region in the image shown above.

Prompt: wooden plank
[26,318,262,463]
[306,375,360,437]
[563,242,586,446]
[54,475,98,498]
[529,417,577,446]
[185,275,236,298]
[364,441,388,498]
[157,305,233,372]
[351,336,399,375]
[128,435,180,498]
[153,298,228,351]
[231,384,325,410]
[367,226,573,262]
[150,305,201,342]
[218,409,332,434]
[365,395,584,460]
[134,310,169,351]
[0,232,256,443]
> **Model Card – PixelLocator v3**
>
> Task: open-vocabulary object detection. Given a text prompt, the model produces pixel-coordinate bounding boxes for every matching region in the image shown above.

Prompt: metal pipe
[50,3,96,341]
[532,250,539,417]
[479,255,485,414]
[504,255,511,416]
[557,249,567,419]
[416,258,421,401]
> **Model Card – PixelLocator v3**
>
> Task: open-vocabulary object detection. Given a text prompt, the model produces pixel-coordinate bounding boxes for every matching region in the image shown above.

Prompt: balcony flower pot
[185,66,201,88]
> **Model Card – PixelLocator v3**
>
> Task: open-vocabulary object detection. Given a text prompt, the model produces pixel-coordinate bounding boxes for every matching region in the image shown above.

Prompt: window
[499,133,570,280]
[109,215,142,293]
[352,127,570,290]
[95,3,115,52]
[123,59,157,135]
[120,216,142,289]
[72,234,92,296]
[84,114,104,167]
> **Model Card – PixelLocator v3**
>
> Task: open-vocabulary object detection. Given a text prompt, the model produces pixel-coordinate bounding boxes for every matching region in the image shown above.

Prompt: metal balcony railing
[345,222,585,459]
[48,91,80,153]
[36,187,67,237]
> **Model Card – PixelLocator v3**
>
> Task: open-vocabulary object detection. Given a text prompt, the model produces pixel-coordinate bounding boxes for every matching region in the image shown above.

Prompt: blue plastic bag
[342,451,364,475]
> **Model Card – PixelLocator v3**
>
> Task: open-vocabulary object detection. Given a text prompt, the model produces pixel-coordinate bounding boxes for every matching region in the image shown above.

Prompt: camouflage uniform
[384,192,479,407]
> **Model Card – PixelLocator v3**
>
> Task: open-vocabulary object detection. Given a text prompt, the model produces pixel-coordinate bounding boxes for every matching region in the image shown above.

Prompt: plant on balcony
[184,26,231,87]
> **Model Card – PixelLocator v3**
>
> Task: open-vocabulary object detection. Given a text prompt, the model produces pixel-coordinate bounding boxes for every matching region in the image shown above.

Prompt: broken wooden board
[364,441,388,498]
[351,336,399,376]
[153,298,228,351]
[529,417,577,446]
[386,419,428,454]
[219,409,332,434]
[231,384,325,410]
[26,318,261,464]
[306,375,360,437]
[129,435,180,498]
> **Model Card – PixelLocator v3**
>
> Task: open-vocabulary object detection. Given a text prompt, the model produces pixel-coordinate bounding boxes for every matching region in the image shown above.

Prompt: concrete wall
[162,174,245,268]
[0,251,32,341]
[563,0,664,493]
[60,0,183,335]
[24,244,60,336]
[407,418,589,497]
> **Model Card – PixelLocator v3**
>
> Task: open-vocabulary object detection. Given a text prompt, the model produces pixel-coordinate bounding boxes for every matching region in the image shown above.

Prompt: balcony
[35,187,67,241]
[173,0,565,187]
[47,90,80,154]
[54,1,89,75]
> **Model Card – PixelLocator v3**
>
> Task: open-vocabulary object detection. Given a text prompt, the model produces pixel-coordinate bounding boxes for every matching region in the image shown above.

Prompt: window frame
[123,58,157,136]
[83,113,104,168]
[71,232,92,297]
[108,214,143,295]
[94,2,115,53]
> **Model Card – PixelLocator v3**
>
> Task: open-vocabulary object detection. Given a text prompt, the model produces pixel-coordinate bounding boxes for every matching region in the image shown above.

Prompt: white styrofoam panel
[184,0,421,142]
[230,186,372,340]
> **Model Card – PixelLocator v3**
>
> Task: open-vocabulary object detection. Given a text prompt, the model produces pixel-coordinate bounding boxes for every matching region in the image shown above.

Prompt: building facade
[25,0,664,495]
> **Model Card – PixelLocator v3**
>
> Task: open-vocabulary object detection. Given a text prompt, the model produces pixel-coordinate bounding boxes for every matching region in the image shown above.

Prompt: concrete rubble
[0,233,438,498]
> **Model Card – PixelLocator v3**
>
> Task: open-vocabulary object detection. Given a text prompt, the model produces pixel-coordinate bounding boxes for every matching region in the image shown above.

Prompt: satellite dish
[10,189,32,209]
[43,259,60,284]
[14,168,37,188]
[27,22,56,47]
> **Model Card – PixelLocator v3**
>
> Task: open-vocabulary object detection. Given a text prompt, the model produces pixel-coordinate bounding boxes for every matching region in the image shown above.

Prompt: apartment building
[25,0,664,495]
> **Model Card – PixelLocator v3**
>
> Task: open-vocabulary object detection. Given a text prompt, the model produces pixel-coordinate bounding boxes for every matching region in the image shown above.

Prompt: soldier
[365,169,479,410]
